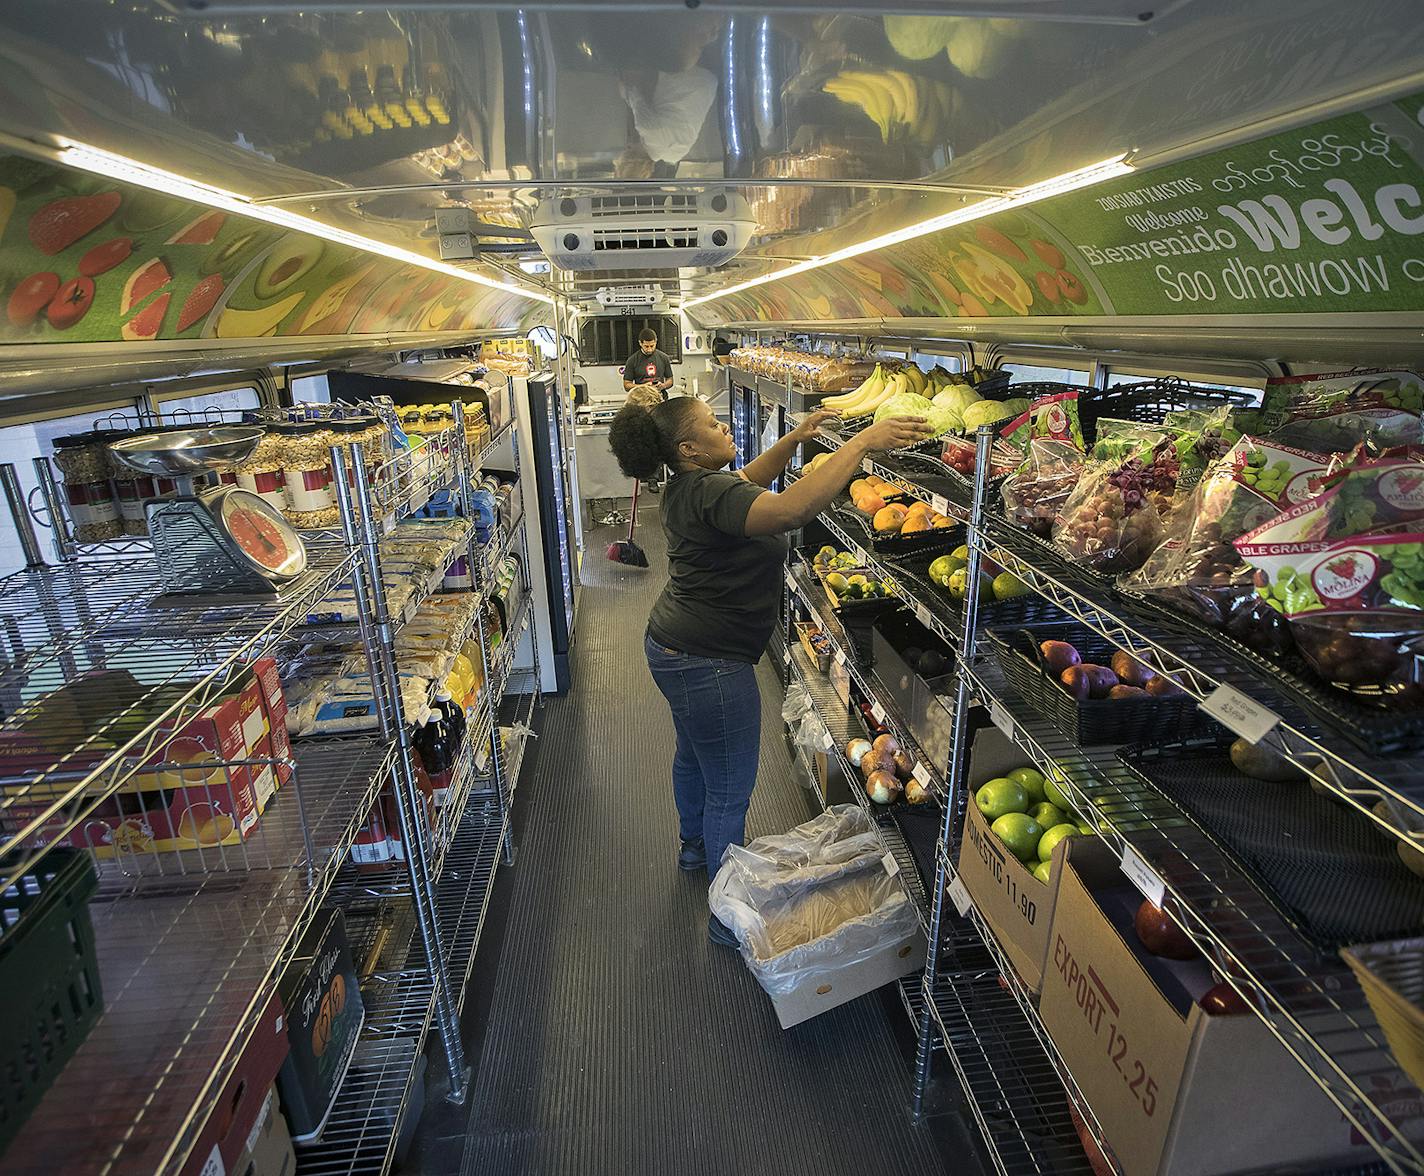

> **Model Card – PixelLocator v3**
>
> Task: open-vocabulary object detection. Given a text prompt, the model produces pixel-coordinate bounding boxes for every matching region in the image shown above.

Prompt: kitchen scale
[108,428,310,603]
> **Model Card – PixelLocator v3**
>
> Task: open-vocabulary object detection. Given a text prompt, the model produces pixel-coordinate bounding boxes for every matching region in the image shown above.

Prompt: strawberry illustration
[28,192,122,255]
[1326,556,1358,579]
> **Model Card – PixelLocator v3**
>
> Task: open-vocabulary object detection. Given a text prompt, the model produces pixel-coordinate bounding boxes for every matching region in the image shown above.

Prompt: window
[156,385,261,423]
[290,373,331,405]
[0,404,143,578]
[1004,362,1091,386]
[578,316,682,366]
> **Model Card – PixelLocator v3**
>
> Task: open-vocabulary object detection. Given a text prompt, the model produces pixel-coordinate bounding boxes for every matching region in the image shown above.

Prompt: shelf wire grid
[964,659,1424,1171]
[0,542,360,891]
[0,737,396,1176]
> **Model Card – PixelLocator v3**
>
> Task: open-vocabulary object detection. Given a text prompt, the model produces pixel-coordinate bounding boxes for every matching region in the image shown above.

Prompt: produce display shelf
[924,929,1100,1176]
[785,562,950,800]
[816,506,965,653]
[808,423,971,522]
[788,643,932,926]
[727,365,835,409]
[979,516,1424,856]
[296,799,507,1176]
[965,659,1424,1172]
[0,542,361,890]
[2,737,397,1176]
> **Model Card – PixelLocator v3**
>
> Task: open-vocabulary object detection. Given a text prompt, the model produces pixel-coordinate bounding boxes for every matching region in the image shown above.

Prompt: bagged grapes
[1261,369,1424,454]
[1000,438,1083,538]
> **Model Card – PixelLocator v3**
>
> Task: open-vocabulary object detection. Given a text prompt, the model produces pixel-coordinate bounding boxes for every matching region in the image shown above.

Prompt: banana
[884,70,920,131]
[902,364,927,396]
[825,363,884,414]
[825,76,892,141]
[840,71,901,136]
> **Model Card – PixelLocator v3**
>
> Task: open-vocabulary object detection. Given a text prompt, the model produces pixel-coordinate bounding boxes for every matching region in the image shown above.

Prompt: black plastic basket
[987,621,1209,746]
[881,548,1067,636]
[1118,736,1424,953]
[0,849,103,1155]
[1079,378,1256,446]
[1121,587,1424,757]
[828,496,960,558]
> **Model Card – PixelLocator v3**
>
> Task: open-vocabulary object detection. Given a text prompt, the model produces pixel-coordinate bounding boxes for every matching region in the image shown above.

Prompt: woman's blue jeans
[644,633,762,877]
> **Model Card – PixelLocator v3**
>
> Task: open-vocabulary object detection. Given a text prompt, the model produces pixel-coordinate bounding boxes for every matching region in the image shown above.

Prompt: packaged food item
[1262,369,1424,453]
[1001,438,1084,538]
[1052,423,1176,572]
[1235,529,1424,703]
[52,432,123,542]
[1241,457,1424,544]
[1162,404,1242,494]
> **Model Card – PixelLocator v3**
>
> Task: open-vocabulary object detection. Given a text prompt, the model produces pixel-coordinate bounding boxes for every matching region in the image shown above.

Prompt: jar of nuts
[234,428,287,513]
[52,433,122,542]
[276,421,338,528]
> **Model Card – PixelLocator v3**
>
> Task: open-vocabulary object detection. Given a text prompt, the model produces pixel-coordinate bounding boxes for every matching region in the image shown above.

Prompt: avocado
[254,237,323,299]
[200,230,265,276]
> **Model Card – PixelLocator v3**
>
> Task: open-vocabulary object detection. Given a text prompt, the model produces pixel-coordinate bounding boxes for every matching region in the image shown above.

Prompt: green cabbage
[873,391,934,425]
[962,400,1017,430]
[932,385,983,416]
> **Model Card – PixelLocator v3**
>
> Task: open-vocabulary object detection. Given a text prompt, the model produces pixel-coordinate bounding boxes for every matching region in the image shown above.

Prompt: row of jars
[397,402,490,453]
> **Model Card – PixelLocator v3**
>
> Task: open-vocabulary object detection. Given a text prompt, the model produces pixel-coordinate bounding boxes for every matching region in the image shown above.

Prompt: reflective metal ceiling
[1,1,1421,309]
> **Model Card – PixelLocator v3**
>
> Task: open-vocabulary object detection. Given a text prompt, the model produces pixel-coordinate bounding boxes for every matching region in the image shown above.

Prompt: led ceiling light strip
[683,155,1133,308]
[57,142,555,305]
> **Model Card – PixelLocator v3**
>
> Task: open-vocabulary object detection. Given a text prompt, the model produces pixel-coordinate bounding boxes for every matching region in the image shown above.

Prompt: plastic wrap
[1262,369,1424,454]
[1052,422,1175,573]
[1001,438,1084,538]
[708,806,920,997]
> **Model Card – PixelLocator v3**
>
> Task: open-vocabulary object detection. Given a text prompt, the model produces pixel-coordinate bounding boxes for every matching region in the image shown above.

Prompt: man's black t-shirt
[646,469,787,664]
[622,348,673,388]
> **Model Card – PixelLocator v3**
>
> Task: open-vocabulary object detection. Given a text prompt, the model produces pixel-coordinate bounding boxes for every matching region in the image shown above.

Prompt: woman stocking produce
[607,397,933,945]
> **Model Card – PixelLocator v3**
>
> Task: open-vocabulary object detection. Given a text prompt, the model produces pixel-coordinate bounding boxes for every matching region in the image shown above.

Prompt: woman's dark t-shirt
[646,469,787,663]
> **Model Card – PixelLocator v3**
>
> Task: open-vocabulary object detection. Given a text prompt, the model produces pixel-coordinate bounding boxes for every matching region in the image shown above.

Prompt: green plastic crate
[0,849,103,1156]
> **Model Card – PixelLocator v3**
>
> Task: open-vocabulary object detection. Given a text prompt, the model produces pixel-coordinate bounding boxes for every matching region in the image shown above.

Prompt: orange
[859,494,886,515]
[901,515,932,534]
[849,478,873,500]
[873,505,907,533]
[905,500,932,519]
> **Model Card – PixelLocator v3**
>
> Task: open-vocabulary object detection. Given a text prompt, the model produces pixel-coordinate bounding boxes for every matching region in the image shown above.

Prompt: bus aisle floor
[411,504,983,1176]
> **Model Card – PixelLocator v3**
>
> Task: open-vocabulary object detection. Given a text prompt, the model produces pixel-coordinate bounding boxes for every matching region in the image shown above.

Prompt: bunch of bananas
[822,70,957,146]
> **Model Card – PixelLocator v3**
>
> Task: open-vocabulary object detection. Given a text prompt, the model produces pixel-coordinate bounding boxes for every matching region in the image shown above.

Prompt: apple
[1134,899,1197,960]
[1029,801,1066,828]
[976,777,1028,820]
[1037,822,1077,863]
[1033,859,1053,884]
[1007,766,1046,803]
[1199,981,1252,1015]
[1044,774,1074,812]
[991,812,1043,863]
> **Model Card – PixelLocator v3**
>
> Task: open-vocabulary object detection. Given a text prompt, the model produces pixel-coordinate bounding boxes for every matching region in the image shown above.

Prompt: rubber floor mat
[457,508,951,1176]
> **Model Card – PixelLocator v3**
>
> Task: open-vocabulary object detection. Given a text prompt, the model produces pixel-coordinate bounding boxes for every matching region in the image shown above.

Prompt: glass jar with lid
[464,403,490,456]
[233,427,287,513]
[52,432,122,542]
[275,421,338,528]
[105,428,160,536]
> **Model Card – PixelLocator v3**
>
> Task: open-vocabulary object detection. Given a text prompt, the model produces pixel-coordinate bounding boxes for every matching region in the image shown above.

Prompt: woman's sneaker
[708,914,738,948]
[678,838,706,871]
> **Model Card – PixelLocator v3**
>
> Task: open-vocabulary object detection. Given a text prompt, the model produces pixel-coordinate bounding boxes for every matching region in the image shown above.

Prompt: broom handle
[627,478,639,540]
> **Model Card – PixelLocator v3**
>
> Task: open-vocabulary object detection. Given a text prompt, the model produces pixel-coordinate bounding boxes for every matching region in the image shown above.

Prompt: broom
[606,479,649,567]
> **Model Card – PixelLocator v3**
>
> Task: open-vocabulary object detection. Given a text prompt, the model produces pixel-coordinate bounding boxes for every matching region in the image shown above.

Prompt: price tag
[822,730,835,752]
[871,700,887,723]
[948,876,972,916]
[915,602,933,628]
[1200,684,1279,744]
[989,698,1014,740]
[784,568,796,592]
[930,493,950,516]
[1120,845,1166,906]
[882,851,901,877]
[911,760,932,787]
[783,645,791,668]
[198,1146,225,1176]
[834,647,847,667]
[862,456,874,473]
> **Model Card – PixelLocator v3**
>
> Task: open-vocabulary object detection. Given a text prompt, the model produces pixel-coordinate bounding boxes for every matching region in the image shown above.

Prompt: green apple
[952,544,970,562]
[1033,859,1054,885]
[1043,773,1074,812]
[991,812,1044,863]
[1029,801,1066,828]
[1077,822,1094,836]
[1038,823,1078,863]
[993,571,1029,599]
[975,777,1028,820]
[1008,766,1047,804]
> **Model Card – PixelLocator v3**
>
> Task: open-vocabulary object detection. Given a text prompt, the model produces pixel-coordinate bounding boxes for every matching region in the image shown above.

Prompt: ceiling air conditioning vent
[532,192,754,271]
[596,285,665,307]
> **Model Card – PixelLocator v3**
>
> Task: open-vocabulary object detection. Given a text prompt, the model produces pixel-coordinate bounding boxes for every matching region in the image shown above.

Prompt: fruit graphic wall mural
[0,153,548,344]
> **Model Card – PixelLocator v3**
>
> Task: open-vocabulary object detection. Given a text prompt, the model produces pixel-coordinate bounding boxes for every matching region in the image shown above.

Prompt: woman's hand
[856,415,935,453]
[789,408,839,443]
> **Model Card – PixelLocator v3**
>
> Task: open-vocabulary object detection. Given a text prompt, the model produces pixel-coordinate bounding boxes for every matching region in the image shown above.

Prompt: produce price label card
[931,493,950,515]
[1200,683,1279,744]
[1120,845,1166,906]
[948,876,973,916]
[881,851,900,877]
[989,699,1015,739]
[911,760,932,787]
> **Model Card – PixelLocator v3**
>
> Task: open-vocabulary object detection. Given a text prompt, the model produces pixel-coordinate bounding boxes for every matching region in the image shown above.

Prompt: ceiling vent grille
[531,192,754,271]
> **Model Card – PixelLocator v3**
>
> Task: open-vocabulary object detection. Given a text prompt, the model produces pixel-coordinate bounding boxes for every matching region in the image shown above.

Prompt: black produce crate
[989,517,1121,597]
[828,497,961,558]
[0,849,103,1155]
[880,548,1067,638]
[1118,737,1424,953]
[987,621,1209,747]
[1121,587,1424,758]
[1079,378,1256,445]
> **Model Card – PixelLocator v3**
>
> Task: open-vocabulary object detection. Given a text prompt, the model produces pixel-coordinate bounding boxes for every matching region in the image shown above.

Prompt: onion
[846,739,872,767]
[866,770,902,805]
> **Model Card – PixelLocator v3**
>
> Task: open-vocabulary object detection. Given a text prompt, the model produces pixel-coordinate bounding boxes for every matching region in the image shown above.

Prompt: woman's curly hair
[608,396,702,480]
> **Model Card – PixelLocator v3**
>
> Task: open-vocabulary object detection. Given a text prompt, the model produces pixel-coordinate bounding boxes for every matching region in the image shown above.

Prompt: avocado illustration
[200,230,266,276]
[119,191,189,234]
[254,237,324,299]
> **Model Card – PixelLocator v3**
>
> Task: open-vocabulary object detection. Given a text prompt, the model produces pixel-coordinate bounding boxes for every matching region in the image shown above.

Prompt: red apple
[1134,899,1197,960]
[1199,981,1252,1015]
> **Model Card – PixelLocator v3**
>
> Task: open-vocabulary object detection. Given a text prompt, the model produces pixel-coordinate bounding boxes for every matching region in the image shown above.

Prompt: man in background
[622,328,674,396]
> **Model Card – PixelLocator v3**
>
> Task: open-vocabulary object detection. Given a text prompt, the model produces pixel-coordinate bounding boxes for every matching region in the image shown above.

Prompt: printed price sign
[871,700,887,724]
[948,876,973,916]
[784,568,796,592]
[930,493,950,516]
[882,851,901,877]
[1200,684,1280,744]
[822,730,835,752]
[915,603,933,628]
[1120,845,1166,906]
[911,760,932,787]
[834,647,847,667]
[862,456,875,473]
[989,699,1014,740]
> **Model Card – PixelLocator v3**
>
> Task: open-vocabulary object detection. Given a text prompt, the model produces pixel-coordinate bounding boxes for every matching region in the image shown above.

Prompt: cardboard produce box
[1039,836,1406,1175]
[233,1087,296,1176]
[956,726,1078,992]
[769,918,925,1030]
